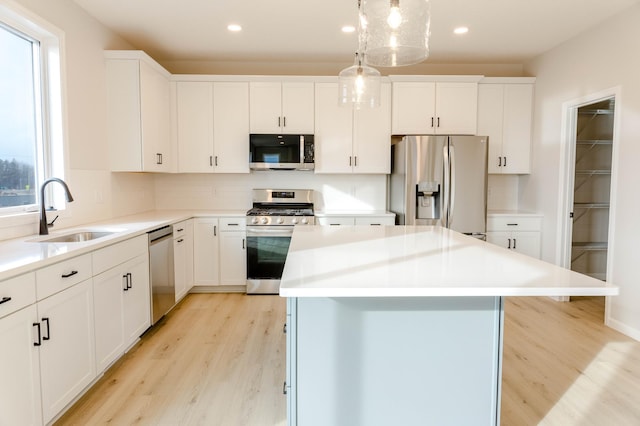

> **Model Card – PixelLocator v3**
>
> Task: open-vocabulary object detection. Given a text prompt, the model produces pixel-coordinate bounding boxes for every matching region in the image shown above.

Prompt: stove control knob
[251,217,259,225]
[301,218,309,225]
[291,218,299,225]
[260,217,268,224]
[277,218,284,224]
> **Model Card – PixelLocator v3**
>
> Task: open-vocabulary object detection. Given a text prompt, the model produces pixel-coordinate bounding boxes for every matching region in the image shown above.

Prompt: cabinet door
[0,305,42,426]
[353,83,392,174]
[193,218,220,286]
[93,266,126,373]
[477,84,505,174]
[511,232,541,259]
[249,82,282,133]
[434,82,478,135]
[314,83,353,173]
[176,81,214,172]
[282,82,315,133]
[486,232,511,250]
[38,279,96,424]
[140,60,172,172]
[501,84,533,174]
[123,255,151,344]
[391,82,436,134]
[213,82,250,173]
[219,232,247,285]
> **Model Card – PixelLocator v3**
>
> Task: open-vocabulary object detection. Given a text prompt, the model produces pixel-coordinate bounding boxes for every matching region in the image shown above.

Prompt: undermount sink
[32,231,115,243]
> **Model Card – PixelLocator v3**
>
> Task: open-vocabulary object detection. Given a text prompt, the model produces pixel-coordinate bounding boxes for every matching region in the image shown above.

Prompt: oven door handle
[246,227,294,237]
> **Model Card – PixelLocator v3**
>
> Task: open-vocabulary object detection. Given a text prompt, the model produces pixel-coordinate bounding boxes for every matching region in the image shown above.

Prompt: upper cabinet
[477,78,535,174]
[314,81,391,174]
[175,80,249,173]
[391,77,481,135]
[105,51,173,172]
[249,81,314,134]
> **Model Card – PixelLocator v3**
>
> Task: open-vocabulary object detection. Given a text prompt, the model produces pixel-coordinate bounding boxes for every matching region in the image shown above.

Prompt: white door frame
[556,87,621,312]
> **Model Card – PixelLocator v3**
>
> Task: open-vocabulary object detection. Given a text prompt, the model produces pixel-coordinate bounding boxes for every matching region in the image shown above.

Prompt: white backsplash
[153,172,388,212]
[487,174,519,211]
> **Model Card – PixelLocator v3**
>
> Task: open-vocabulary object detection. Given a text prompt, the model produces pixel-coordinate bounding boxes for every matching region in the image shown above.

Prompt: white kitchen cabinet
[93,253,149,373]
[314,82,391,174]
[193,218,220,286]
[391,80,479,135]
[477,79,534,174]
[174,220,194,301]
[219,219,246,285]
[486,214,542,259]
[38,278,96,424]
[0,303,42,426]
[106,51,172,172]
[176,81,249,173]
[316,214,395,226]
[249,81,314,134]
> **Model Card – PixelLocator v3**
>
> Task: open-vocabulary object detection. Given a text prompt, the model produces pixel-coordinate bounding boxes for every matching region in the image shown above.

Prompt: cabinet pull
[437,117,440,128]
[242,238,245,249]
[177,228,184,232]
[228,223,239,226]
[0,296,11,305]
[123,274,129,291]
[354,156,358,167]
[156,153,163,165]
[214,225,217,236]
[513,238,517,249]
[504,156,507,167]
[215,156,218,166]
[283,381,287,395]
[61,270,78,278]
[431,117,434,127]
[177,238,184,243]
[278,116,281,127]
[506,223,518,226]
[507,238,511,249]
[283,116,287,127]
[127,272,133,289]
[209,156,213,167]
[370,223,381,226]
[42,317,50,341]
[33,323,42,346]
[283,323,287,334]
[498,157,502,167]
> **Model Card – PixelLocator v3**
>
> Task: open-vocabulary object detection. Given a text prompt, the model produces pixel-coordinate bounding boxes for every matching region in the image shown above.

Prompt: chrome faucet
[39,178,74,235]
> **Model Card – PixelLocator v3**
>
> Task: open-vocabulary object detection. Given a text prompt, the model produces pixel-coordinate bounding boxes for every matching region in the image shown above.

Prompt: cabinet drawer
[173,221,188,238]
[36,254,92,300]
[92,235,148,275]
[220,217,246,231]
[487,216,541,232]
[317,217,355,226]
[0,273,36,319]
[354,216,395,226]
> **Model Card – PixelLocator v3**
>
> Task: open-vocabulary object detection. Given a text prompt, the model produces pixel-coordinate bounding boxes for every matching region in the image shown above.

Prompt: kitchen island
[279,226,617,426]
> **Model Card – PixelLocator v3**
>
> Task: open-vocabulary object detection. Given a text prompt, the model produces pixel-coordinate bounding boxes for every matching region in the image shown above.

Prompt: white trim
[388,74,484,83]
[479,77,536,84]
[557,86,621,311]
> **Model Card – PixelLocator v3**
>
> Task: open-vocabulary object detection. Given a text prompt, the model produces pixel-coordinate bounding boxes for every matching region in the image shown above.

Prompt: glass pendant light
[338,52,381,109]
[361,0,431,67]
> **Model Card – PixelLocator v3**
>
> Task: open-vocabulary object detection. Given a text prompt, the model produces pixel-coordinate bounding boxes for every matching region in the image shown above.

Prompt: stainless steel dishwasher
[148,225,175,324]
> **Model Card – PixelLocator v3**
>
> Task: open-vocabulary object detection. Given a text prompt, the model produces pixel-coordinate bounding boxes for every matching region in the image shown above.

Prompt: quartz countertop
[279,225,618,298]
[0,209,245,281]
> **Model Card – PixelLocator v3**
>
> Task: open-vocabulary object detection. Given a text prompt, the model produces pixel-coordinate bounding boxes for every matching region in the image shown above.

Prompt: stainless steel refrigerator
[389,135,488,238]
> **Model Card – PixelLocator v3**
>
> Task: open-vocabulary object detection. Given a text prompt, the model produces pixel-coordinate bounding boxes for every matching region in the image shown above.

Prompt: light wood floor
[56,294,640,425]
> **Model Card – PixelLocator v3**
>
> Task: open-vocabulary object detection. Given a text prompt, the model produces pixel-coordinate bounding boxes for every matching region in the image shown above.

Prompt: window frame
[0,0,67,216]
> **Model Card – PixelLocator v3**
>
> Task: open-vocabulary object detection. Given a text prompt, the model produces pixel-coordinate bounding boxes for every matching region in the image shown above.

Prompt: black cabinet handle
[242,239,245,250]
[177,238,184,243]
[33,323,42,346]
[498,157,502,167]
[214,225,217,236]
[123,274,129,291]
[127,272,132,289]
[215,156,218,166]
[283,381,287,395]
[507,238,511,249]
[513,238,517,250]
[283,117,286,127]
[283,323,287,334]
[177,228,184,232]
[61,270,78,278]
[278,116,281,127]
[0,296,11,305]
[437,117,440,127]
[42,317,50,341]
[431,117,434,127]
[504,156,507,167]
[209,156,213,167]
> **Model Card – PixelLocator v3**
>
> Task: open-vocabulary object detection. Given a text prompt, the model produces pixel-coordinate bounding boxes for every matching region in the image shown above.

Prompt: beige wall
[522,4,640,338]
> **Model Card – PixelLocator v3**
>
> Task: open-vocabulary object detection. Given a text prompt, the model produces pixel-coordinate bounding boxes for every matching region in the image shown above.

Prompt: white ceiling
[74,0,639,66]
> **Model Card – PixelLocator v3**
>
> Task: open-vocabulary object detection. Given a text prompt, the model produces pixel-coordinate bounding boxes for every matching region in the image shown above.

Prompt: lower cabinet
[93,254,150,373]
[0,303,43,426]
[193,217,246,287]
[37,279,96,424]
[486,214,542,259]
[174,220,194,301]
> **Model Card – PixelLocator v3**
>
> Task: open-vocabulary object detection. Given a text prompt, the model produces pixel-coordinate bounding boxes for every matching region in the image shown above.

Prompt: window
[0,2,65,215]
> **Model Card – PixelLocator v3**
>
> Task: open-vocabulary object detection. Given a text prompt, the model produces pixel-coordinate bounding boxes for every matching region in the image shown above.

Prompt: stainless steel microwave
[249,134,314,171]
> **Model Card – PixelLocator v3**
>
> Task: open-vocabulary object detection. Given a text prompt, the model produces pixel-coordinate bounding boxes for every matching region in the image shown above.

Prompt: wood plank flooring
[56,294,640,425]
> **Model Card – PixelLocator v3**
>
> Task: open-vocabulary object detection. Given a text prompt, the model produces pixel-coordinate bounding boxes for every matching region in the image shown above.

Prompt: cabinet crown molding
[389,75,484,83]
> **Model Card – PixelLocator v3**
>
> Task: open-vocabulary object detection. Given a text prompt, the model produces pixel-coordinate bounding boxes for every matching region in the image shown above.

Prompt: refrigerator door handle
[442,144,450,227]
[449,144,456,225]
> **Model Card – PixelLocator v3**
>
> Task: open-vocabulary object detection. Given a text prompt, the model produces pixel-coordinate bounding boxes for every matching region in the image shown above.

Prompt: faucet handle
[47,215,59,227]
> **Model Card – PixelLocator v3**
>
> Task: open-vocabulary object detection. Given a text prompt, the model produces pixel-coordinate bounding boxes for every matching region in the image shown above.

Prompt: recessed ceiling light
[227,24,242,32]
[454,27,469,35]
[342,25,356,33]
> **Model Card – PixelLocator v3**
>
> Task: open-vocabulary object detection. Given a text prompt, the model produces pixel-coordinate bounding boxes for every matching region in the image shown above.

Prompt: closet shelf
[573,202,610,208]
[572,242,608,250]
[578,109,614,115]
[576,139,613,145]
[575,170,611,175]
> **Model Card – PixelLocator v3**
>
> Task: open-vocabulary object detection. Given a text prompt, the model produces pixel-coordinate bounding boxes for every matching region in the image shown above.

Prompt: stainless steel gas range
[246,189,315,294]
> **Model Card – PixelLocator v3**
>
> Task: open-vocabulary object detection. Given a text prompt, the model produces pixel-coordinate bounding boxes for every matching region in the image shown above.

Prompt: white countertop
[279,226,618,298]
[0,209,245,281]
